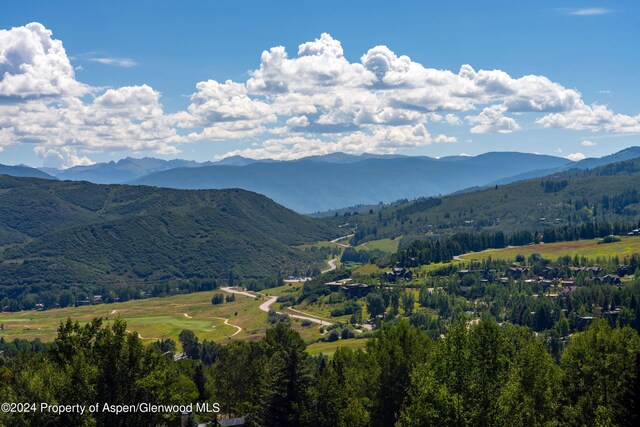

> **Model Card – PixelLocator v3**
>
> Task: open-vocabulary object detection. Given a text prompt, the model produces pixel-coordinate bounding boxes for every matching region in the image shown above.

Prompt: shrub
[326,330,340,342]
[598,235,621,244]
[211,294,225,305]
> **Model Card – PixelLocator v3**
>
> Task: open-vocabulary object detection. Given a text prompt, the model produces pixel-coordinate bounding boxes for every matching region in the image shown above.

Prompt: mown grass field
[353,263,386,276]
[290,300,349,323]
[262,283,303,297]
[356,237,401,253]
[0,290,322,344]
[457,236,640,262]
[306,337,369,356]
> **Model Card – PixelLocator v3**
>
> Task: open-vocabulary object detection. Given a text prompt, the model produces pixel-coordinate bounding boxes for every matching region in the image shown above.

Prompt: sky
[0,0,639,168]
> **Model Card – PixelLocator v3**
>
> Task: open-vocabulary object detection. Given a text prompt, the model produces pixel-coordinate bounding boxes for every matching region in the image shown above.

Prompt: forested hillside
[0,176,339,306]
[340,157,640,246]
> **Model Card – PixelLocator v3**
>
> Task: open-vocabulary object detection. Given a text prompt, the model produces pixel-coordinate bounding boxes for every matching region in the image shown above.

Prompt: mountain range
[133,152,573,213]
[1,147,639,213]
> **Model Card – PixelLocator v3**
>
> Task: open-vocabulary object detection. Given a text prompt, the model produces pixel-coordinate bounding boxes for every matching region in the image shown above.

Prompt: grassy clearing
[356,237,401,253]
[290,301,349,322]
[262,283,303,297]
[306,338,369,356]
[415,261,464,275]
[0,291,260,342]
[457,236,640,262]
[353,263,386,276]
[0,290,323,344]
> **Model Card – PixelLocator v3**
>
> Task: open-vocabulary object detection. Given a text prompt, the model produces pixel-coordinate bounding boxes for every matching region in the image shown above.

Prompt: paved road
[322,258,338,273]
[220,286,257,298]
[260,296,278,312]
[330,233,354,248]
[221,286,332,326]
[286,307,332,326]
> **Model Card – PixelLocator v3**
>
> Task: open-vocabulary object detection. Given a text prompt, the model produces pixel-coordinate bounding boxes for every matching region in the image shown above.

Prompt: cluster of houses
[323,267,413,297]
[324,278,372,297]
[455,263,634,296]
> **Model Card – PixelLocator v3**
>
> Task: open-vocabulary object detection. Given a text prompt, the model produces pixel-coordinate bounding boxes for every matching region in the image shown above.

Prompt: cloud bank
[0,24,638,166]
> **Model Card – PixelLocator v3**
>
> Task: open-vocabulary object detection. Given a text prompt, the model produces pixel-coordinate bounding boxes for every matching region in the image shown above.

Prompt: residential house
[383,268,412,282]
[342,283,371,298]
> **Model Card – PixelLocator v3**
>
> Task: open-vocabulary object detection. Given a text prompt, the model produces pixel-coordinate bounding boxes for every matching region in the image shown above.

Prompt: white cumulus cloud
[1,24,639,163]
[466,105,521,134]
[34,146,94,169]
[566,152,587,161]
[0,23,89,99]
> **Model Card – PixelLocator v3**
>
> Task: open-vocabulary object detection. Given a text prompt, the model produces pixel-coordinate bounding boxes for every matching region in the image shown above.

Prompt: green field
[457,236,640,262]
[356,237,401,253]
[262,283,304,297]
[353,263,386,276]
[306,337,368,356]
[0,290,322,344]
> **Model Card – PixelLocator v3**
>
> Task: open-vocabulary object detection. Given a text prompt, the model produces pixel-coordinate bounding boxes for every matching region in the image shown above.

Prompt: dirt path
[224,318,242,337]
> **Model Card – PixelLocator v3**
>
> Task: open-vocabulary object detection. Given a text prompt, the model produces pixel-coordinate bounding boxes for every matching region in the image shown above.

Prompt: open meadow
[457,236,640,262]
[0,290,322,344]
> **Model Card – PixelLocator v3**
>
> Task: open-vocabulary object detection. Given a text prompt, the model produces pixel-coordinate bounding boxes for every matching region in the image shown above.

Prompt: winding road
[217,232,357,331]
[322,258,338,273]
[322,232,356,273]
[330,233,354,248]
[221,287,332,327]
[220,286,257,298]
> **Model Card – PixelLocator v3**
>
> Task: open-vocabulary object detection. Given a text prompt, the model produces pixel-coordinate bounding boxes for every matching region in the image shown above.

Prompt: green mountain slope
[0,176,339,288]
[337,158,640,245]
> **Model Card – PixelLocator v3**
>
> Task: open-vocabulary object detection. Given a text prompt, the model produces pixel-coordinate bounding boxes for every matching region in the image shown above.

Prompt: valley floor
[0,284,368,356]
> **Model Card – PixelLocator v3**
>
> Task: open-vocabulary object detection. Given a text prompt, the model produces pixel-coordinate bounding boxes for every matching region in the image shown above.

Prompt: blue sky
[1,0,638,167]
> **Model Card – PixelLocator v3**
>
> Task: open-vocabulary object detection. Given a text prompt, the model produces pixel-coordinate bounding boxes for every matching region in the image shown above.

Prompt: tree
[213,341,266,419]
[496,338,560,426]
[561,320,640,425]
[467,321,507,425]
[368,320,430,427]
[194,364,207,402]
[3,317,197,426]
[403,292,415,316]
[366,292,386,318]
[390,290,401,315]
[397,366,457,427]
[260,323,314,426]
[179,329,201,360]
